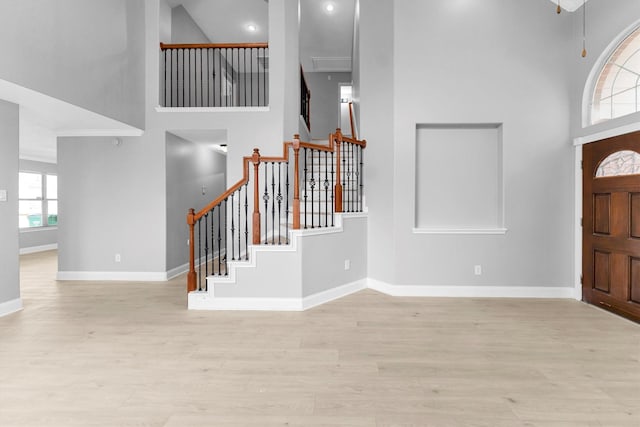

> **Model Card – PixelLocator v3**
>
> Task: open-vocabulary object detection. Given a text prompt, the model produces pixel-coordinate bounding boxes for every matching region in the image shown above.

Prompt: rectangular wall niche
[414,123,505,234]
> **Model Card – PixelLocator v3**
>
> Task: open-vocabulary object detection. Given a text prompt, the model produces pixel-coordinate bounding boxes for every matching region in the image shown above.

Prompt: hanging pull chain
[582,0,587,57]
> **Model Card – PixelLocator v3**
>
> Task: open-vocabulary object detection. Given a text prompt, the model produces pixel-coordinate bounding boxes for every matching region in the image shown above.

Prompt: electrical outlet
[474,265,482,275]
[344,259,350,270]
[0,189,7,202]
[115,253,121,263]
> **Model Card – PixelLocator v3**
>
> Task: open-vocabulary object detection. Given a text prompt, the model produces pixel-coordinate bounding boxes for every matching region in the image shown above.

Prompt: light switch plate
[0,189,7,202]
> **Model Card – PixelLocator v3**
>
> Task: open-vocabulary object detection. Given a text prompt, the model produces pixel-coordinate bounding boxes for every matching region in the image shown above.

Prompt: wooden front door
[583,132,640,322]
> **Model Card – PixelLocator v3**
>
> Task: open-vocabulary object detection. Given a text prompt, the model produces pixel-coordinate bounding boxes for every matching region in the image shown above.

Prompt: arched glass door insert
[595,150,640,177]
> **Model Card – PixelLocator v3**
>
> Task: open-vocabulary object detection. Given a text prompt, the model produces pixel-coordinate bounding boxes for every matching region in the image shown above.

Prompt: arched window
[591,26,640,124]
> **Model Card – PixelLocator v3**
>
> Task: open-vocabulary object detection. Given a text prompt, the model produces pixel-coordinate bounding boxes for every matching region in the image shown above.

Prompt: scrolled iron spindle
[223,198,228,275]
[244,183,248,260]
[277,163,283,244]
[263,163,269,244]
[271,162,276,244]
[237,186,241,259]
[230,192,235,261]
[197,217,202,291]
[303,148,308,229]
[310,150,315,229]
[285,162,290,240]
[331,151,335,226]
[324,151,329,227]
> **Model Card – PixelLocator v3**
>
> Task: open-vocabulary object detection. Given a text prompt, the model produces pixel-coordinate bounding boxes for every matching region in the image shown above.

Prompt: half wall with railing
[186,129,366,293]
[160,42,269,108]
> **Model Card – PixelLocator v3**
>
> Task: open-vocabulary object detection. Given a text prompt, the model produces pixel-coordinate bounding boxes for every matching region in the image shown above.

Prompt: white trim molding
[367,279,576,299]
[56,271,168,281]
[20,243,58,255]
[0,298,23,317]
[155,106,269,113]
[573,121,640,146]
[412,228,507,235]
[189,279,367,311]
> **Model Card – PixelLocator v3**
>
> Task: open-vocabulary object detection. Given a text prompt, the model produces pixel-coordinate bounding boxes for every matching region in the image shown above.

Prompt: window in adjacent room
[19,172,58,228]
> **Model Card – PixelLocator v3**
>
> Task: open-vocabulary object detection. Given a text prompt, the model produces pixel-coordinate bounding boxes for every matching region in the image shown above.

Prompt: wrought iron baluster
[263,164,269,244]
[237,187,241,260]
[197,217,202,291]
[303,148,308,229]
[204,213,209,280]
[359,146,364,212]
[318,149,322,226]
[324,150,329,227]
[244,183,248,260]
[310,149,315,228]
[217,203,222,274]
[277,162,282,244]
[223,198,228,275]
[286,159,290,242]
[331,151,335,226]
[230,192,235,261]
[210,208,215,275]
[271,162,276,244]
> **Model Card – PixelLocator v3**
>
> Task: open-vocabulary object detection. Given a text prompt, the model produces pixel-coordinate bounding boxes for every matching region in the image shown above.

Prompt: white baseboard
[302,279,367,310]
[367,278,576,299]
[189,278,367,311]
[167,262,189,280]
[56,271,168,281]
[0,298,23,317]
[20,244,57,255]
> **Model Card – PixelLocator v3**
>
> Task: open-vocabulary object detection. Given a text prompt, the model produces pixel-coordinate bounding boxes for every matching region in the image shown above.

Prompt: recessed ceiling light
[324,3,335,13]
[246,24,257,32]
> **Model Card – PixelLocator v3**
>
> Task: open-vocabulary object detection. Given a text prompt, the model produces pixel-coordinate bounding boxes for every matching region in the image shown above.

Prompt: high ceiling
[169,0,356,73]
[546,0,590,12]
[167,0,269,43]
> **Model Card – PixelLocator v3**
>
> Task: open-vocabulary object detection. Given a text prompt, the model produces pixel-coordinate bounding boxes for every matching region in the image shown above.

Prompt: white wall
[56,0,300,279]
[0,0,145,129]
[0,100,20,312]
[359,0,576,289]
[166,133,226,272]
[306,72,352,140]
[358,0,395,284]
[171,5,211,43]
[57,134,166,275]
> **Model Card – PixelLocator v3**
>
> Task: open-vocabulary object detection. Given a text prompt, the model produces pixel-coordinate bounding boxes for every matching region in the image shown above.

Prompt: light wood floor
[1,251,639,426]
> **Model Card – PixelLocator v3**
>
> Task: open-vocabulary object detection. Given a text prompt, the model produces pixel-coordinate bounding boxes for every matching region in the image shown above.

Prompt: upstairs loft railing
[300,67,311,130]
[186,129,367,293]
[160,42,269,108]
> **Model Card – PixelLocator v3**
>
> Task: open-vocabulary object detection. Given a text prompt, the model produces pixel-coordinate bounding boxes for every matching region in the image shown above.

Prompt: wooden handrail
[191,130,365,223]
[348,102,357,140]
[160,42,268,50]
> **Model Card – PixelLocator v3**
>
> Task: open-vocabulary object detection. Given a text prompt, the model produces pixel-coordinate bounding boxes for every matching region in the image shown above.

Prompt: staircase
[186,129,368,311]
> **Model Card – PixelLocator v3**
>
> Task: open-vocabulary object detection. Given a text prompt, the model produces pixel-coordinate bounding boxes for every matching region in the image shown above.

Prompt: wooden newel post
[334,129,343,213]
[187,208,197,292]
[292,135,301,229]
[252,148,261,244]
